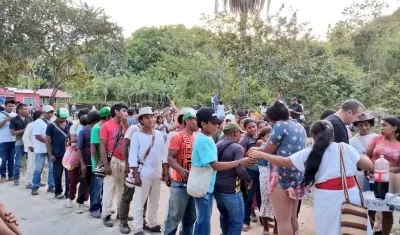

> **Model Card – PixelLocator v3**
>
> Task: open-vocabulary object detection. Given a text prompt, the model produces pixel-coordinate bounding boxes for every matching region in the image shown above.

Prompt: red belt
[315,177,355,190]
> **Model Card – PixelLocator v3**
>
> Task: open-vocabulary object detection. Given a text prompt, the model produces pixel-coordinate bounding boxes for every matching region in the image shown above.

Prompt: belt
[315,176,355,190]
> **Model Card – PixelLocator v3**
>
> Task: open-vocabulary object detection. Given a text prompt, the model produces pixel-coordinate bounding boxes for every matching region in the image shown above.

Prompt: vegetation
[1,0,400,120]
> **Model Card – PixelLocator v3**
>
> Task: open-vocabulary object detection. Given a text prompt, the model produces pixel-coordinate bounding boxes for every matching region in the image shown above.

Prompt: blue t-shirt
[77,126,92,165]
[45,121,72,158]
[192,133,217,193]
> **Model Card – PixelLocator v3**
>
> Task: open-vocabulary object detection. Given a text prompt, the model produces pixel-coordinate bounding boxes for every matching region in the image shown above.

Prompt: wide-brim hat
[353,113,374,125]
[136,107,154,119]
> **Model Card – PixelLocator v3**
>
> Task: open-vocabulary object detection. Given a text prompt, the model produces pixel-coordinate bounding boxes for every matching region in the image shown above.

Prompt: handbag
[94,124,123,178]
[187,141,216,197]
[125,131,155,188]
[339,143,369,234]
[62,146,80,170]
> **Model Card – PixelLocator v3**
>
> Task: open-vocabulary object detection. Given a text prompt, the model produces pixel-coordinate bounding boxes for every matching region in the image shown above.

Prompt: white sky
[84,0,399,39]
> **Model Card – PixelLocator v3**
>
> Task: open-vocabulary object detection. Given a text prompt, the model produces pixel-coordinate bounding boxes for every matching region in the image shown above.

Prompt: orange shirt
[169,131,194,181]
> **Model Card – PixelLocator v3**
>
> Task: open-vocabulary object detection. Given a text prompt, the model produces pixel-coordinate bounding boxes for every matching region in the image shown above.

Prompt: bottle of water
[374,155,390,199]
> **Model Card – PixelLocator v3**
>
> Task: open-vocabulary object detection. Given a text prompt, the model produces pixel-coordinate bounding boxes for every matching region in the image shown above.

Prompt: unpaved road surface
[0,180,315,235]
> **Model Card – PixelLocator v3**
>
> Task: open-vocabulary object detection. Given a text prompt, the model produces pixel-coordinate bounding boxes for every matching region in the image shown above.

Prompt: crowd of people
[0,96,399,235]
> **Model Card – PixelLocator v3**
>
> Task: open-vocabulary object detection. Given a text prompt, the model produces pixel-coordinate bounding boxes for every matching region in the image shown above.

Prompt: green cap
[56,108,69,118]
[99,107,111,118]
[223,122,244,134]
[182,111,197,121]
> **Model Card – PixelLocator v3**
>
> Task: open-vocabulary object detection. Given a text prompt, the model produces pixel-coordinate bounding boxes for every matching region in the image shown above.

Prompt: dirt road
[0,180,316,235]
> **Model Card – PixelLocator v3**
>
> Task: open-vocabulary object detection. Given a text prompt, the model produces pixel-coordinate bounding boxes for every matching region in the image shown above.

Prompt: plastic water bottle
[374,155,390,199]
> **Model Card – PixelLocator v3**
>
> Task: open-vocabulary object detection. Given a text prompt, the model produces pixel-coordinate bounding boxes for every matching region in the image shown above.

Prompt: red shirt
[99,119,127,160]
[369,135,400,168]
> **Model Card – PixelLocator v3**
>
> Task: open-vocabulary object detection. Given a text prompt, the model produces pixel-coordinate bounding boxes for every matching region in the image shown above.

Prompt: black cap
[196,107,223,125]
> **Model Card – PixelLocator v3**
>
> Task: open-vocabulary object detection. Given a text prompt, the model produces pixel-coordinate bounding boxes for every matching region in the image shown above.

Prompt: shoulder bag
[125,131,155,188]
[94,124,123,178]
[339,143,369,234]
[187,139,217,198]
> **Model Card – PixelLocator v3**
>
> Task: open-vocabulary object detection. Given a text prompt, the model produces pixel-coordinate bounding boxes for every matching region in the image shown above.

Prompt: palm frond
[225,0,266,14]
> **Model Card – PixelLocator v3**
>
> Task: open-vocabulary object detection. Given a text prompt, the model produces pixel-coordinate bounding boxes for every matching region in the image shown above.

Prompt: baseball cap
[196,107,223,125]
[182,111,197,121]
[223,122,245,134]
[56,108,69,118]
[99,107,111,118]
[43,105,54,113]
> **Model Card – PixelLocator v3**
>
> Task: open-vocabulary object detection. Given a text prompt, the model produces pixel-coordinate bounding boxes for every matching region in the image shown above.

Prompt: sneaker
[7,177,14,181]
[55,194,64,199]
[31,189,39,196]
[148,225,161,233]
[76,204,84,214]
[83,201,90,208]
[133,232,144,235]
[103,215,114,227]
[26,184,33,189]
[90,210,101,219]
[66,199,73,208]
[47,187,55,193]
[0,178,5,183]
[13,180,19,186]
[119,222,131,234]
[39,183,46,187]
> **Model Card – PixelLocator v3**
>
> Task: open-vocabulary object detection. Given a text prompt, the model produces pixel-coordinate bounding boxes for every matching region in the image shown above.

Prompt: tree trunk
[214,0,219,15]
[49,87,58,106]
[217,65,223,98]
[238,14,248,103]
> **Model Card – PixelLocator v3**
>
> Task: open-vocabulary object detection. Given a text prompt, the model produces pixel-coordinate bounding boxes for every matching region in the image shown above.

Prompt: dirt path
[0,180,316,235]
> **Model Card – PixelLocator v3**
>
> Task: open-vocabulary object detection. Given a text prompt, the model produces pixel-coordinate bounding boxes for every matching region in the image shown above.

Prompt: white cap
[137,107,153,119]
[43,105,54,113]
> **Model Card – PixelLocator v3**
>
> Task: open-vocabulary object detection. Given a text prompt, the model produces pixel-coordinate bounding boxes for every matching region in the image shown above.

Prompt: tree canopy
[2,0,400,119]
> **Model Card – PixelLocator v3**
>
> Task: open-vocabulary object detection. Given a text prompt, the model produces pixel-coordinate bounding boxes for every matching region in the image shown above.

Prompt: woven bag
[339,144,368,235]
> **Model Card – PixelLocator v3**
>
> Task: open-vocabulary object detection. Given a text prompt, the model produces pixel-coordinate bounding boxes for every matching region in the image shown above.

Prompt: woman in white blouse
[249,120,373,235]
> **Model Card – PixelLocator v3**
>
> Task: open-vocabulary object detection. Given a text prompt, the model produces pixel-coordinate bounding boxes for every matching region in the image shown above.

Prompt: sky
[84,0,399,39]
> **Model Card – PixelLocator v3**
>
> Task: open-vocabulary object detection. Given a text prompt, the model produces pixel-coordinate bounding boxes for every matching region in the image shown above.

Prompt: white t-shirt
[128,130,165,179]
[32,119,49,153]
[0,111,17,143]
[289,142,360,184]
[349,133,379,154]
[124,125,142,140]
[216,104,225,117]
[260,105,267,115]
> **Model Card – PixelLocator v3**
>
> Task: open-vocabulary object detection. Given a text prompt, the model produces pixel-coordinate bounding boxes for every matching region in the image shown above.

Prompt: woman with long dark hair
[248,101,307,235]
[249,120,373,235]
[365,117,400,235]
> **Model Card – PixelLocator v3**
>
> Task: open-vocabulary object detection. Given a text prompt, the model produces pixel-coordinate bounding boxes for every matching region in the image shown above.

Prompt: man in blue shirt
[191,108,256,235]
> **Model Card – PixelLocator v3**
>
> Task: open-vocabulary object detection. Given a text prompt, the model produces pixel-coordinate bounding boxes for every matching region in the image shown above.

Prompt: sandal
[242,224,250,232]
[262,232,271,235]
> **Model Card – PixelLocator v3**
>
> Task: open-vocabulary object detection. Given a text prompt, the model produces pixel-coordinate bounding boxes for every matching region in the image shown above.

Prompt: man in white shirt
[23,110,45,189]
[128,107,165,235]
[0,100,17,183]
[31,105,55,196]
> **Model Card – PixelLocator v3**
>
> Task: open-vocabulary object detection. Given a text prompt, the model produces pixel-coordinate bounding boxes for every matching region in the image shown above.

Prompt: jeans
[13,145,25,180]
[53,158,69,196]
[32,153,54,189]
[244,169,261,225]
[193,193,213,235]
[119,183,148,224]
[214,192,244,235]
[0,141,16,178]
[90,174,103,212]
[164,181,196,235]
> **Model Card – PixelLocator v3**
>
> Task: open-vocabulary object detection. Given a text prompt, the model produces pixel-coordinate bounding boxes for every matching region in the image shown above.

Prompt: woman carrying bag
[248,120,374,235]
